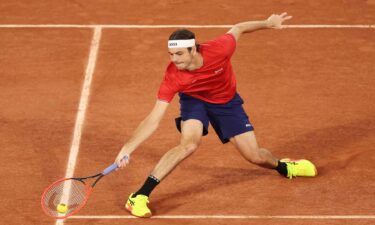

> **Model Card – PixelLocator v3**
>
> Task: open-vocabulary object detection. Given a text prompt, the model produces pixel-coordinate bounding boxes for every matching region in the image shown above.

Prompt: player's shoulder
[200,33,236,56]
[165,62,177,73]
[164,63,179,79]
[202,33,236,47]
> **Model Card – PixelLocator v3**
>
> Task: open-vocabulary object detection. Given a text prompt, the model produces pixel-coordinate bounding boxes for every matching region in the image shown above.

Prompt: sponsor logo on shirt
[214,68,224,74]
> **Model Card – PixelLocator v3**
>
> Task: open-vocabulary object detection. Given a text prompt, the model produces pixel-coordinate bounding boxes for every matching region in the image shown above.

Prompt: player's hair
[169,29,200,52]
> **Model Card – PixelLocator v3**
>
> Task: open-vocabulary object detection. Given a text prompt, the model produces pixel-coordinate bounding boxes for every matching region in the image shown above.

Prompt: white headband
[168,39,195,48]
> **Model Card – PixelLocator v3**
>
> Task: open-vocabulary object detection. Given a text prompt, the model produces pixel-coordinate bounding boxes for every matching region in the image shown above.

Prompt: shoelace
[286,161,298,179]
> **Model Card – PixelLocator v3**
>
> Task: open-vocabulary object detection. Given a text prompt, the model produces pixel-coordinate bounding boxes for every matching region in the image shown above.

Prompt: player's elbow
[143,114,161,131]
[227,25,242,41]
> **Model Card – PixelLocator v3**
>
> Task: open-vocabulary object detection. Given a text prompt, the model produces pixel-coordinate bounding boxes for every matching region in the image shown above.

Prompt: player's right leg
[151,119,203,180]
[125,119,204,217]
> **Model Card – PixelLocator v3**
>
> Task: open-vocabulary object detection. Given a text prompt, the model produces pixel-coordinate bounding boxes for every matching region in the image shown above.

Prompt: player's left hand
[267,12,293,29]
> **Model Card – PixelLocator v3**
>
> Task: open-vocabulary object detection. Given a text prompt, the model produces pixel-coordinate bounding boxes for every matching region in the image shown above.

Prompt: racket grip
[102,155,129,175]
[102,163,118,175]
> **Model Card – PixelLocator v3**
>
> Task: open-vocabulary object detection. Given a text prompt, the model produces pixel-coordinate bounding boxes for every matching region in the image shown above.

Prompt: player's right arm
[115,100,169,168]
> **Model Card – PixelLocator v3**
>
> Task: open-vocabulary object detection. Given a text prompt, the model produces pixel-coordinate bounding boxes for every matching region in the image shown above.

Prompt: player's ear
[191,46,197,55]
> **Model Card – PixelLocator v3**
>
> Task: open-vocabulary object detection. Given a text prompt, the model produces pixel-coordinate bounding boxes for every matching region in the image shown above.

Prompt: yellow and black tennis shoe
[281,158,318,179]
[125,193,152,218]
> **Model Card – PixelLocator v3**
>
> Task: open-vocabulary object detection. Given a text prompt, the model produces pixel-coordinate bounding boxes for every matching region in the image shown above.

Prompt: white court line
[55,27,102,225]
[69,215,375,220]
[0,24,374,29]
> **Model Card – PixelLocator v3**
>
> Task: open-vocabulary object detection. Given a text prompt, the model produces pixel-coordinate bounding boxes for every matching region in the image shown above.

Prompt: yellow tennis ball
[56,203,68,214]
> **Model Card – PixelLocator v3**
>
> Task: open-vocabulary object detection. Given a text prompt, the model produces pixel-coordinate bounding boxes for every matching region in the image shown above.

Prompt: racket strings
[42,179,87,216]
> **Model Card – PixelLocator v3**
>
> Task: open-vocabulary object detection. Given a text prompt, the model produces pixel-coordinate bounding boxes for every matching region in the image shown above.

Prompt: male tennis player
[115,12,317,218]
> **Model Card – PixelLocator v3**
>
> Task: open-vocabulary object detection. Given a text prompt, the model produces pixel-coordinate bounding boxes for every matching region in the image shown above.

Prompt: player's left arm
[227,12,292,41]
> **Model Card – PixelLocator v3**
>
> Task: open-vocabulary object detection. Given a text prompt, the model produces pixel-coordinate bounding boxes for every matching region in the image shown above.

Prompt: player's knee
[180,142,199,156]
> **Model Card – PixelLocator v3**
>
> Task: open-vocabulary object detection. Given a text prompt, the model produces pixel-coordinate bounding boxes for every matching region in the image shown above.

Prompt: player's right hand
[115,150,130,169]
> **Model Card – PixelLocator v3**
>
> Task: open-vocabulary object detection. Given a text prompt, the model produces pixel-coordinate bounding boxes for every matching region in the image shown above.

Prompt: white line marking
[0,24,374,29]
[69,215,375,220]
[55,27,102,225]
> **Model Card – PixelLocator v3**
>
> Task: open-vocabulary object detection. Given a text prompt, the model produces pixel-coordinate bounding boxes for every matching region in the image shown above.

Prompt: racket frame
[41,156,127,219]
[41,174,102,219]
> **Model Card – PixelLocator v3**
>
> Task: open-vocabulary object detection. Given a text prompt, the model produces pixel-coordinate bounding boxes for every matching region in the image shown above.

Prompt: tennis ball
[56,203,68,214]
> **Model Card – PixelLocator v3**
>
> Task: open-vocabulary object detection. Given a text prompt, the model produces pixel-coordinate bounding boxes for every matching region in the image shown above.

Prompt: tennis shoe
[281,158,318,179]
[125,193,152,218]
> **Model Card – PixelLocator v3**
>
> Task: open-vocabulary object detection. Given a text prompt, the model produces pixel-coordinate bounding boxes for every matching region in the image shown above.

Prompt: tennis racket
[41,156,128,219]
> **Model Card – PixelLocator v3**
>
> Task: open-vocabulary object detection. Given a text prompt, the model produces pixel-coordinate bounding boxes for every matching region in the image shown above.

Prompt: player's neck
[186,53,204,71]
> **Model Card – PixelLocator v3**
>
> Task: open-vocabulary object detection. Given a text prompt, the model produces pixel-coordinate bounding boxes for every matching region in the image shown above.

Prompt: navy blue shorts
[175,93,254,144]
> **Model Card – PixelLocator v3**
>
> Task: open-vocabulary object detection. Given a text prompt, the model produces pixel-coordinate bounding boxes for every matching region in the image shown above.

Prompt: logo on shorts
[246,124,252,127]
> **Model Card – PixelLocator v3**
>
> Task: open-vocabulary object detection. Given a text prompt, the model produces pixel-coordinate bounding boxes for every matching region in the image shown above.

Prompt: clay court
[0,1,374,225]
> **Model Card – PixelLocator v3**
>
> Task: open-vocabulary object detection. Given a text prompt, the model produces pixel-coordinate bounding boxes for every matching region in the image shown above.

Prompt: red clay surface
[1,0,375,24]
[0,1,374,225]
[0,29,92,224]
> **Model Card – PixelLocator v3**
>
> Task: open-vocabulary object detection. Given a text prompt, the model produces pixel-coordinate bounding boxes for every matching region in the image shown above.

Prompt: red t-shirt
[157,33,237,104]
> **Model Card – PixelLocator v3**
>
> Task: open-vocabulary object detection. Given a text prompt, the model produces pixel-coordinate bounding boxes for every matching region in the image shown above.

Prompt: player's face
[168,48,194,70]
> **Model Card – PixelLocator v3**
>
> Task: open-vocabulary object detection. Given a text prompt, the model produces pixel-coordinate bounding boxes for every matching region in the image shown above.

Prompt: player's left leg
[206,93,317,179]
[230,131,317,178]
[229,131,278,169]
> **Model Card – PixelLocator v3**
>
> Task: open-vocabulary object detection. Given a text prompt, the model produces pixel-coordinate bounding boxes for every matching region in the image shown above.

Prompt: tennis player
[115,12,317,218]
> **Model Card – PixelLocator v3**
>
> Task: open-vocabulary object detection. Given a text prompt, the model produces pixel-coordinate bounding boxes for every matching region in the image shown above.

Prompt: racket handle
[102,155,129,175]
[102,163,118,175]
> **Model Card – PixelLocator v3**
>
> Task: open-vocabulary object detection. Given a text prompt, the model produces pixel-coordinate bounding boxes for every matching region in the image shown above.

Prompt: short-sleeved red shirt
[157,33,237,104]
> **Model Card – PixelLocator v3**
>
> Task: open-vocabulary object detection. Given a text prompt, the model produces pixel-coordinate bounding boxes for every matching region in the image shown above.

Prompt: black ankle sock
[133,175,160,197]
[275,161,288,177]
